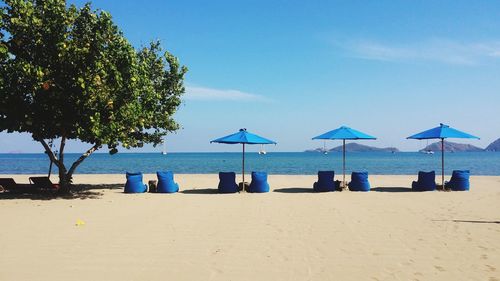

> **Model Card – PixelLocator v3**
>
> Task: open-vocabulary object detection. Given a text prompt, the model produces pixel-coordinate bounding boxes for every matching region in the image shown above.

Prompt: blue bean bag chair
[218,172,239,193]
[445,170,470,191]
[124,172,147,193]
[156,171,179,193]
[412,171,436,191]
[348,171,371,192]
[313,171,336,192]
[247,172,270,193]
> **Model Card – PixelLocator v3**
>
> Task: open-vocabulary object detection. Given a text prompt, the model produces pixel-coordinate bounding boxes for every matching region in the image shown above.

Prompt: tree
[0,0,187,192]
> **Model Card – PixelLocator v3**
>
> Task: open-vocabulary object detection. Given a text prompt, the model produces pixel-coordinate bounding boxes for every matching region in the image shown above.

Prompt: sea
[0,152,499,175]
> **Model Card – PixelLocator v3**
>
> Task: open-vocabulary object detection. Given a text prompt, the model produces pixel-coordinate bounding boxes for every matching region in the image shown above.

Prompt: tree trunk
[57,136,71,193]
[58,169,72,193]
[38,138,100,194]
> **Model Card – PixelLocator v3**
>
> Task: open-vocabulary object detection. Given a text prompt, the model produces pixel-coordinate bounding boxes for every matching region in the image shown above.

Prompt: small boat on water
[161,140,167,155]
[259,144,266,155]
[421,140,434,154]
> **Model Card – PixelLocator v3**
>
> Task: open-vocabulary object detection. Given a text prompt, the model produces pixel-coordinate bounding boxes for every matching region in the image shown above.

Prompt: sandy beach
[1,174,499,281]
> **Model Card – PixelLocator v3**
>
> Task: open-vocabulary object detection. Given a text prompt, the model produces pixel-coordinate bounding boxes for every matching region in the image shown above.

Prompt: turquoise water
[0,152,499,175]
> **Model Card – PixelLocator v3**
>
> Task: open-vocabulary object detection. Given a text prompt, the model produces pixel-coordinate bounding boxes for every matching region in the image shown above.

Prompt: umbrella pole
[343,139,346,189]
[242,143,245,192]
[441,138,445,189]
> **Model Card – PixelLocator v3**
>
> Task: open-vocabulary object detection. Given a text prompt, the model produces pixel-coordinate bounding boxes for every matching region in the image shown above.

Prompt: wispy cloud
[184,85,271,102]
[489,49,500,58]
[338,38,500,65]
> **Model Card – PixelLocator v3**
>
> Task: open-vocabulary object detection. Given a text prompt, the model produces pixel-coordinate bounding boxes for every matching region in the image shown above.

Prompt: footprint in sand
[481,254,488,260]
[434,265,445,272]
[211,248,222,256]
[486,265,496,272]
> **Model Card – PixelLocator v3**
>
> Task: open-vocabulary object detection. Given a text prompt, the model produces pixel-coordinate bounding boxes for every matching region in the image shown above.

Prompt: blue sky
[1,0,499,153]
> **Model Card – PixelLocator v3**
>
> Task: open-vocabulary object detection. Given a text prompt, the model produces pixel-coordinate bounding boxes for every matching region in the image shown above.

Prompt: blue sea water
[0,152,499,175]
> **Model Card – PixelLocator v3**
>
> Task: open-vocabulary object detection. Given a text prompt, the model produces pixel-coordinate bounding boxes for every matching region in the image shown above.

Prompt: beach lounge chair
[0,178,42,193]
[313,171,336,192]
[411,171,436,191]
[445,170,470,191]
[218,172,239,193]
[0,178,34,193]
[247,172,270,193]
[0,178,19,192]
[348,171,371,192]
[29,176,59,191]
[156,171,179,193]
[124,172,147,193]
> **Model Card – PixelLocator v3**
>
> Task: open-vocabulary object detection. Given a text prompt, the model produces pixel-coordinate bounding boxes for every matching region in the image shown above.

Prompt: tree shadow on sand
[0,183,122,201]
[371,187,413,193]
[0,190,103,200]
[273,187,314,193]
[72,183,123,191]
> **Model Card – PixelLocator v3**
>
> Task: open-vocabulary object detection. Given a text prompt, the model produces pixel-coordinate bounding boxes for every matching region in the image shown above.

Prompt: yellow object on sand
[75,219,85,226]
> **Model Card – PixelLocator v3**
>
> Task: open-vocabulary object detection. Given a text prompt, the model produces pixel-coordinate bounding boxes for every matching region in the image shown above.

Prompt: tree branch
[67,143,101,177]
[38,138,60,167]
[59,135,66,166]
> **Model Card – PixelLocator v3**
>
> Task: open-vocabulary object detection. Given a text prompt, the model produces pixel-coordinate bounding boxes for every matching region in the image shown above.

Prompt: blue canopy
[211,128,277,144]
[312,126,376,140]
[407,123,479,140]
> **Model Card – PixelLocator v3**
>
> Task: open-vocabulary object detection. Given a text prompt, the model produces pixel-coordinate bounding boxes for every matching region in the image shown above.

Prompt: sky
[1,0,500,153]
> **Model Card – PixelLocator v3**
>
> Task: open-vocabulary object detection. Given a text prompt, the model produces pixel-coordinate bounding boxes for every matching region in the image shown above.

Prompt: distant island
[485,138,500,152]
[304,139,500,153]
[305,143,399,153]
[420,139,500,152]
[420,141,484,152]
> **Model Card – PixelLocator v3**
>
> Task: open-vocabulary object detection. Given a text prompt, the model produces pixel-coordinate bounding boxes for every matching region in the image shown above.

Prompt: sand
[1,174,499,281]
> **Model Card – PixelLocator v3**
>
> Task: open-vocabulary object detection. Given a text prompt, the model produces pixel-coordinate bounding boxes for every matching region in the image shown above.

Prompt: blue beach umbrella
[407,123,479,187]
[312,126,376,187]
[211,129,277,188]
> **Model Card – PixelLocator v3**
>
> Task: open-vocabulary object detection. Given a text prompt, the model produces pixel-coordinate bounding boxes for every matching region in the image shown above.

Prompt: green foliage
[0,0,187,189]
[0,0,186,151]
